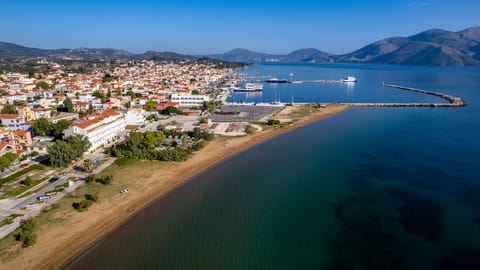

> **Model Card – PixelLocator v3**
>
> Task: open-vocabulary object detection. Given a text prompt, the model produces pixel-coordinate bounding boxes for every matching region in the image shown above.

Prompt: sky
[1,0,479,55]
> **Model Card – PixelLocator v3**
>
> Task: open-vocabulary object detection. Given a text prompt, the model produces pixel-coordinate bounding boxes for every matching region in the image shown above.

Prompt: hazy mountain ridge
[1,27,479,65]
[213,27,480,66]
[0,42,194,61]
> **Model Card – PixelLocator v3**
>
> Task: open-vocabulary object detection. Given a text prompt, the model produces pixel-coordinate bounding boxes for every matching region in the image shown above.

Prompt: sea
[65,63,480,270]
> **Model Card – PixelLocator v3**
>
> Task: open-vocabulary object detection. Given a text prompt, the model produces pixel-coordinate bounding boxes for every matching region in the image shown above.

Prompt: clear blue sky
[1,0,479,55]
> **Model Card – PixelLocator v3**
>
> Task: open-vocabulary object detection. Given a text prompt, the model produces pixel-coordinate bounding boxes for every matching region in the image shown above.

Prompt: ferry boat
[342,76,357,83]
[265,77,291,83]
[232,83,263,92]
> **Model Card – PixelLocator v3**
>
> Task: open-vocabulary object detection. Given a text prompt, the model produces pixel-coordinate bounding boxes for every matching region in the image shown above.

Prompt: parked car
[20,163,29,168]
[49,177,58,183]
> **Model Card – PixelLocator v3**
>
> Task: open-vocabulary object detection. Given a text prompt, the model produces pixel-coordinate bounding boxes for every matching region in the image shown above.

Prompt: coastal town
[0,58,298,246]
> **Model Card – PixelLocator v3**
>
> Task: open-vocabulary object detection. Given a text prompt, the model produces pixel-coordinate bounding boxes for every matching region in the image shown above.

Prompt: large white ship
[232,83,263,92]
[342,76,357,83]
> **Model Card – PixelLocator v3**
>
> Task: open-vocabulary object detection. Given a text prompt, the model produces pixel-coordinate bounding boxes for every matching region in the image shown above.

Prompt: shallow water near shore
[65,63,480,270]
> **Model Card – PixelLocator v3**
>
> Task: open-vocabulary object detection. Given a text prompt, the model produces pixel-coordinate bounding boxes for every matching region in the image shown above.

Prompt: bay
[65,63,480,270]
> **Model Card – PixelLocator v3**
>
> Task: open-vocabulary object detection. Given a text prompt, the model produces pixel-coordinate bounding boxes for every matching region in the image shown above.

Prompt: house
[7,130,33,153]
[73,101,90,112]
[32,108,52,120]
[0,127,33,155]
[64,109,126,152]
[48,112,79,124]
[16,105,36,121]
[0,114,25,130]
[125,108,147,125]
[5,93,27,104]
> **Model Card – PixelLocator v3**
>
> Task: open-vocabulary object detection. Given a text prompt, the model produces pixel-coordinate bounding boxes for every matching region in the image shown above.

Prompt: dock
[341,83,466,107]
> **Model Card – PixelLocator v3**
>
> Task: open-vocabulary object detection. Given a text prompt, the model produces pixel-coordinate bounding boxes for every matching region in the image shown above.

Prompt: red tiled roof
[0,114,21,119]
[13,130,27,136]
[0,141,9,151]
[70,109,122,130]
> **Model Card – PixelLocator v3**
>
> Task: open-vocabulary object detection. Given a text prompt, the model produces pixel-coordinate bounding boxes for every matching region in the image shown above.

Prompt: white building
[125,108,147,125]
[64,109,126,151]
[170,93,209,107]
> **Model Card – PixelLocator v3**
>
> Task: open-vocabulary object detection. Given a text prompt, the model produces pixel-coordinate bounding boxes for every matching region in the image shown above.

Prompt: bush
[95,175,113,185]
[84,193,98,202]
[245,125,256,134]
[14,218,37,247]
[72,200,93,212]
[23,176,33,186]
[266,119,281,126]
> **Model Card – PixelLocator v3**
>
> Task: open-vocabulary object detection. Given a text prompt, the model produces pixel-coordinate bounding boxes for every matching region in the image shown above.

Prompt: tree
[23,176,33,186]
[83,159,93,173]
[47,141,74,167]
[51,119,72,139]
[102,74,113,83]
[163,106,181,115]
[15,217,37,248]
[191,89,200,95]
[47,135,90,167]
[64,135,91,158]
[3,152,19,164]
[146,114,159,122]
[63,97,74,113]
[1,104,16,114]
[266,119,281,126]
[35,81,49,89]
[0,156,11,171]
[144,100,158,112]
[93,91,106,103]
[32,118,51,136]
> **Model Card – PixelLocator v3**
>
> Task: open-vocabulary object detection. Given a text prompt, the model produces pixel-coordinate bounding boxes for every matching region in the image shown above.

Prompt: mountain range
[1,27,479,66]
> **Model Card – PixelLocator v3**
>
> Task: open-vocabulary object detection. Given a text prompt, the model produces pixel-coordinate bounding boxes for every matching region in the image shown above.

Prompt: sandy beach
[0,104,349,270]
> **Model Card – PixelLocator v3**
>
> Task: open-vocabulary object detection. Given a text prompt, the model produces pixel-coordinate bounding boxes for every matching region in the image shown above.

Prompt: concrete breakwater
[342,83,466,108]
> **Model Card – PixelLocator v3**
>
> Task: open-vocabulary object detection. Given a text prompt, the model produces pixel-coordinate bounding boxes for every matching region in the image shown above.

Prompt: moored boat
[342,76,357,83]
[232,83,263,92]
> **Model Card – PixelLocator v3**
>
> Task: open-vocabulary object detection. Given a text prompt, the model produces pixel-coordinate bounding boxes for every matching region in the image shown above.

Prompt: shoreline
[2,104,350,270]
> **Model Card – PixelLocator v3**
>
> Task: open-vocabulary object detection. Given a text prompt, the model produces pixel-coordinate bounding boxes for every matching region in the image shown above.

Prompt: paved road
[0,155,105,239]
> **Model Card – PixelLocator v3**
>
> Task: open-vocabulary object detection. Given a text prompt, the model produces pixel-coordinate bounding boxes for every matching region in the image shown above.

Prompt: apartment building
[64,109,126,151]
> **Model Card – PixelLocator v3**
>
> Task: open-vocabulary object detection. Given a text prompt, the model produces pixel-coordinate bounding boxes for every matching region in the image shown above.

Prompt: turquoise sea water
[65,63,480,270]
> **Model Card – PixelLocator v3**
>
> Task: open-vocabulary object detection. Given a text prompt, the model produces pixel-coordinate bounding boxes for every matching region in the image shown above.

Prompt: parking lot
[135,115,201,133]
[209,104,283,122]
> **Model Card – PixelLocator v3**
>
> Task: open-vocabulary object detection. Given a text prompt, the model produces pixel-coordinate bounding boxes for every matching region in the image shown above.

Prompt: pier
[341,83,466,108]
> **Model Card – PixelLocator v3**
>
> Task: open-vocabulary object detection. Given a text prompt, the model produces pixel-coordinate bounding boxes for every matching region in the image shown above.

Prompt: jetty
[276,83,466,108]
[341,83,466,108]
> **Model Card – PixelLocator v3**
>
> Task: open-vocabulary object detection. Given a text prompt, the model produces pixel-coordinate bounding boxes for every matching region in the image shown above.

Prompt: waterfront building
[64,109,126,151]
[170,93,209,107]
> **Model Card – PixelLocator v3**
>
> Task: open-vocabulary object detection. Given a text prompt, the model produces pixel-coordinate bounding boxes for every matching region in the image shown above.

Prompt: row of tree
[47,135,90,167]
[109,128,213,162]
[32,118,73,139]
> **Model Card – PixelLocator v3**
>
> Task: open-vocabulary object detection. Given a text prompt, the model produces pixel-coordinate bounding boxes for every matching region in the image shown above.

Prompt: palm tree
[83,159,93,173]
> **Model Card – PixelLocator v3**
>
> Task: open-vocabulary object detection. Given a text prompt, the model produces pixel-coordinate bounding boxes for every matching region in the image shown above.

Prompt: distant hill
[0,42,193,61]
[1,26,479,65]
[211,27,480,66]
[140,50,194,61]
[210,48,332,63]
[210,49,280,63]
[337,27,480,65]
